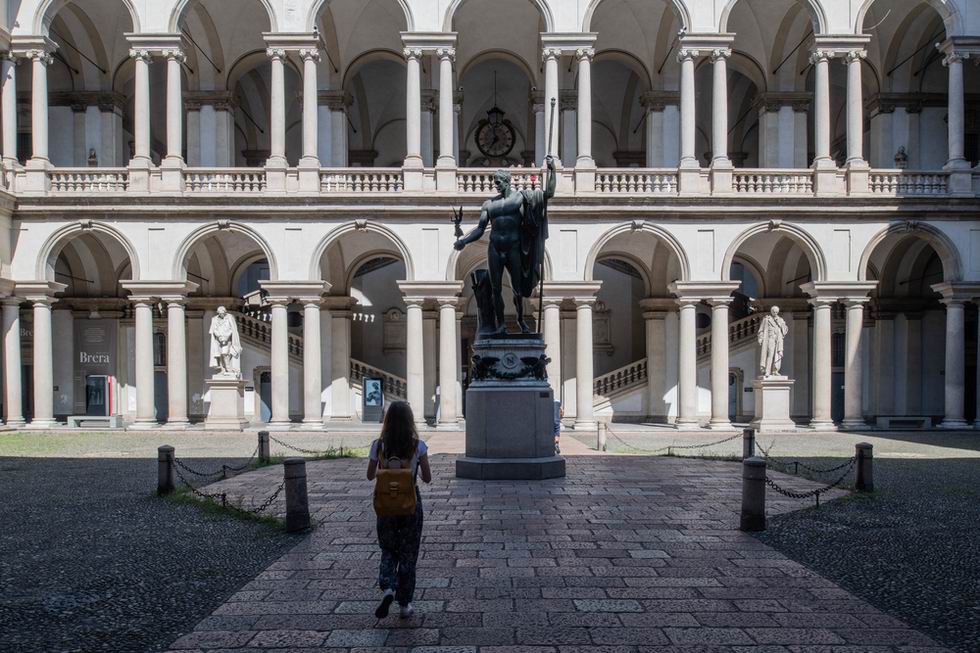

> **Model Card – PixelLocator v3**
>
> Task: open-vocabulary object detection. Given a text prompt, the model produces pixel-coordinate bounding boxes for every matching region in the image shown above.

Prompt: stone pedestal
[205,376,247,431]
[749,376,796,433]
[456,335,565,480]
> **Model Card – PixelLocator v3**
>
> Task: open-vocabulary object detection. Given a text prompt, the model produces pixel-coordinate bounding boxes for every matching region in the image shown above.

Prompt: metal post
[157,445,175,496]
[597,421,607,452]
[855,442,873,492]
[740,456,766,532]
[742,428,755,460]
[258,430,270,464]
[283,457,310,532]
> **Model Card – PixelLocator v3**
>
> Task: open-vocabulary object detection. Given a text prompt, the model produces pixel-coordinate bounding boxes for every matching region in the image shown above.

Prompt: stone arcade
[0,0,977,433]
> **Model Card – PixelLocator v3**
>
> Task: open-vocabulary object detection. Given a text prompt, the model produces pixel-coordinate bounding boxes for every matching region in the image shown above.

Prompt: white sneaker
[399,603,414,619]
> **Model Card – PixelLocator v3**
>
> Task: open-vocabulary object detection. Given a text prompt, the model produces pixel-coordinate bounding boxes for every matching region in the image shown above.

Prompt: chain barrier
[220,446,259,473]
[244,480,286,515]
[173,446,259,480]
[764,457,855,507]
[173,456,226,479]
[604,426,742,456]
[269,435,347,459]
[757,439,856,477]
[174,458,283,516]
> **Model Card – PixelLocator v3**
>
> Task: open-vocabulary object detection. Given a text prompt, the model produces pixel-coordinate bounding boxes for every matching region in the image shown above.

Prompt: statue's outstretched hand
[453,240,465,251]
[545,154,555,170]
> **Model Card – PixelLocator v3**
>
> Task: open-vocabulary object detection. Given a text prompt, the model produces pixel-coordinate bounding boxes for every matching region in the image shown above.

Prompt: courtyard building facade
[0,0,979,430]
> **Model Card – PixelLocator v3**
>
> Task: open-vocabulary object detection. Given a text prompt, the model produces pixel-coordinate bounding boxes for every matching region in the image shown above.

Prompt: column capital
[575,47,595,62]
[931,281,980,302]
[11,35,57,60]
[668,281,741,302]
[435,47,456,61]
[402,296,426,308]
[845,49,867,63]
[397,280,463,303]
[299,48,321,63]
[542,47,562,62]
[16,281,66,303]
[573,296,596,308]
[162,48,185,63]
[710,48,732,62]
[120,280,199,300]
[266,47,287,61]
[800,281,876,302]
[677,48,701,63]
[127,296,156,307]
[436,297,459,309]
[161,296,188,306]
[1,296,22,307]
[942,51,968,67]
[28,49,54,65]
[403,47,423,61]
[129,48,152,63]
[259,280,330,302]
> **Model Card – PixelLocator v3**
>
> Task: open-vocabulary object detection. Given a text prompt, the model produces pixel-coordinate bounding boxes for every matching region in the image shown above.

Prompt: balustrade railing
[697,313,762,359]
[236,311,304,361]
[733,170,814,194]
[595,170,678,194]
[457,168,541,193]
[185,169,266,193]
[350,359,407,400]
[320,168,403,192]
[869,170,949,195]
[593,359,648,396]
[50,168,129,193]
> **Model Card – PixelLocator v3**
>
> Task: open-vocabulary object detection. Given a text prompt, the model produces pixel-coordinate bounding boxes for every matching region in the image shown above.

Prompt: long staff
[537,97,557,334]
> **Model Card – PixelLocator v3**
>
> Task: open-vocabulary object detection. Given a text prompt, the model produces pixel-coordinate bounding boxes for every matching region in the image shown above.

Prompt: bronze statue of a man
[454,156,557,334]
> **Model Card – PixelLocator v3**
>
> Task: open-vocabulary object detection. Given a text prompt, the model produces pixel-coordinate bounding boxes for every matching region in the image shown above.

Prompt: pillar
[2,299,23,426]
[841,299,867,429]
[678,49,697,167]
[943,52,967,168]
[269,300,289,425]
[164,49,184,165]
[2,54,17,165]
[437,299,457,427]
[575,48,594,167]
[708,299,732,429]
[574,298,595,430]
[423,311,437,419]
[166,300,188,426]
[29,50,53,164]
[810,299,835,429]
[267,48,286,166]
[939,299,967,428]
[405,300,425,423]
[130,49,151,165]
[812,51,832,167]
[845,50,866,166]
[330,310,352,420]
[302,300,322,426]
[711,48,731,166]
[437,48,456,166]
[543,48,560,162]
[130,299,155,428]
[404,48,423,168]
[543,299,562,400]
[300,48,320,167]
[676,299,698,426]
[643,311,666,420]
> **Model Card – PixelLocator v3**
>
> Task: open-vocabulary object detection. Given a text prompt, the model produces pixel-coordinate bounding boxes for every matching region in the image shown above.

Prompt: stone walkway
[166,455,949,652]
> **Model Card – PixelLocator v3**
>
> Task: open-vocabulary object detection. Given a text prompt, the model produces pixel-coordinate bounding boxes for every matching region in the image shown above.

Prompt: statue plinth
[749,375,796,434]
[456,334,565,480]
[205,376,247,431]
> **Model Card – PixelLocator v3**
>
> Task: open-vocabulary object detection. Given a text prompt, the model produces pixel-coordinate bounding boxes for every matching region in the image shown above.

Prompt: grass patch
[163,485,288,529]
[256,445,368,468]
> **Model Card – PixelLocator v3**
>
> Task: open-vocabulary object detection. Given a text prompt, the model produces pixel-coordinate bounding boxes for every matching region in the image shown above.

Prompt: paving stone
[322,628,390,647]
[245,629,327,647]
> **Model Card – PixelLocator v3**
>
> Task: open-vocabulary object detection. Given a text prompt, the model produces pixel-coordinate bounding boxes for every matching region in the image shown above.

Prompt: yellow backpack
[373,441,418,517]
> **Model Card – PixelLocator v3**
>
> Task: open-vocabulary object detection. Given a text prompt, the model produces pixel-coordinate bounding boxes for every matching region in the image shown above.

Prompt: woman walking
[367,401,431,619]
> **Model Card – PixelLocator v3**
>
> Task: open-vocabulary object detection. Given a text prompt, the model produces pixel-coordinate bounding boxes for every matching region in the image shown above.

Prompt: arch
[169,0,277,32]
[173,222,279,281]
[342,48,406,89]
[458,48,537,87]
[719,0,826,34]
[721,222,827,282]
[583,0,690,33]
[584,222,692,282]
[36,221,140,282]
[36,0,141,34]
[445,0,554,32]
[857,222,963,282]
[595,251,654,296]
[855,0,960,36]
[308,0,413,32]
[310,221,415,282]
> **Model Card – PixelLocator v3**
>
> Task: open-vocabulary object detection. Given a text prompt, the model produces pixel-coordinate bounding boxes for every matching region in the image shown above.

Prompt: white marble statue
[757,306,789,377]
[209,306,242,379]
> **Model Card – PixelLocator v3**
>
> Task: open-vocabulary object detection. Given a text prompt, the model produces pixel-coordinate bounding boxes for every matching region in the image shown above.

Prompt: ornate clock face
[476,121,515,157]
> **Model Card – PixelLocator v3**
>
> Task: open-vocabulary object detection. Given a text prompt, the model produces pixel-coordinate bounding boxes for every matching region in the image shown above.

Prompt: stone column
[675,299,698,427]
[30,298,57,427]
[423,311,437,420]
[29,50,53,164]
[810,299,835,429]
[943,52,967,168]
[330,309,352,420]
[165,299,188,426]
[403,48,423,168]
[300,48,320,167]
[575,48,594,167]
[845,50,866,166]
[543,299,562,400]
[302,300,322,426]
[710,48,731,166]
[812,52,832,167]
[2,54,17,165]
[128,299,156,428]
[643,310,666,419]
[708,299,733,429]
[939,298,967,428]
[574,298,595,429]
[2,299,24,426]
[437,48,456,166]
[321,90,350,166]
[678,49,698,167]
[164,49,185,165]
[269,300,290,425]
[437,299,457,428]
[267,48,286,167]
[842,299,868,429]
[405,300,425,424]
[543,48,561,162]
[130,49,151,165]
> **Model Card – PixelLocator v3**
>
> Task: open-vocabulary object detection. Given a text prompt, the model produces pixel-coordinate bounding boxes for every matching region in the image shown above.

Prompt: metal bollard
[283,457,311,532]
[742,428,756,460]
[258,430,270,464]
[855,442,874,492]
[739,456,766,532]
[157,445,175,496]
[597,422,607,452]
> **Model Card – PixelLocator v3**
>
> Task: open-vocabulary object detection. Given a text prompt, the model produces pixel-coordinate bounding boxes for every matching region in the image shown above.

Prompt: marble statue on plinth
[209,306,242,379]
[751,305,795,433]
[757,306,788,377]
[205,306,246,430]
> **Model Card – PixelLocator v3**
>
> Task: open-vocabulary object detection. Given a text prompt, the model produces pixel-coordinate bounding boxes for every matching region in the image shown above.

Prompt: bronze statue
[454,155,556,335]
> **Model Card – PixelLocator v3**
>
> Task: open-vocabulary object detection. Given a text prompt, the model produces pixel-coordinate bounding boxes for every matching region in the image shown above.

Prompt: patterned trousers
[376,497,424,605]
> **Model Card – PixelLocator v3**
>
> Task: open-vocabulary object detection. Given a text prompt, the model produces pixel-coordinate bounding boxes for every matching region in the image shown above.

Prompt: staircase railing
[697,313,762,360]
[350,359,407,400]
[236,311,304,362]
[593,358,648,397]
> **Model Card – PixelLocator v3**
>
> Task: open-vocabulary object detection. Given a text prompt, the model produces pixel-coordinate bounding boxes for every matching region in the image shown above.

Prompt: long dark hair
[380,401,419,461]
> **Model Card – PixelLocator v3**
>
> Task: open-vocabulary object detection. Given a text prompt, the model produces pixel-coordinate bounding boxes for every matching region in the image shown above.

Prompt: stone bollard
[742,428,756,460]
[739,456,766,532]
[855,442,874,492]
[258,430,270,464]
[283,457,311,532]
[597,422,607,452]
[157,445,175,496]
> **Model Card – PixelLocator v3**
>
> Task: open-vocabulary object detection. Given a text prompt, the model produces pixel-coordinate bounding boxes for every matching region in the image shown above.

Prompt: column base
[808,419,838,431]
[128,418,160,431]
[436,420,461,431]
[677,160,706,195]
[159,420,189,430]
[846,162,870,194]
[839,418,869,430]
[937,418,970,430]
[298,162,320,192]
[26,419,59,429]
[4,418,26,428]
[300,419,325,431]
[574,164,596,193]
[706,419,736,430]
[573,419,597,431]
[266,419,294,431]
[435,163,457,192]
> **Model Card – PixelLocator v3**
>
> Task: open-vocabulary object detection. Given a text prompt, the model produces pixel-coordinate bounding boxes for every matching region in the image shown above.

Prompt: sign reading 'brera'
[79,352,111,364]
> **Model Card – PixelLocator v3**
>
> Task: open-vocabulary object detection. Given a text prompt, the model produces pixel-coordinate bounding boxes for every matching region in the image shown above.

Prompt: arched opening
[345,54,407,167]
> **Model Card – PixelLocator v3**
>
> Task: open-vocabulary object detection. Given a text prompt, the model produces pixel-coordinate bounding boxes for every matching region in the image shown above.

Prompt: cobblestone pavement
[0,456,302,653]
[163,455,951,652]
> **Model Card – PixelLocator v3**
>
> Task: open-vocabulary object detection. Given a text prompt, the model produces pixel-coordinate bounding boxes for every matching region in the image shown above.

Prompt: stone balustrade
[733,170,814,194]
[869,170,949,196]
[593,358,648,397]
[350,358,407,400]
[697,313,762,359]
